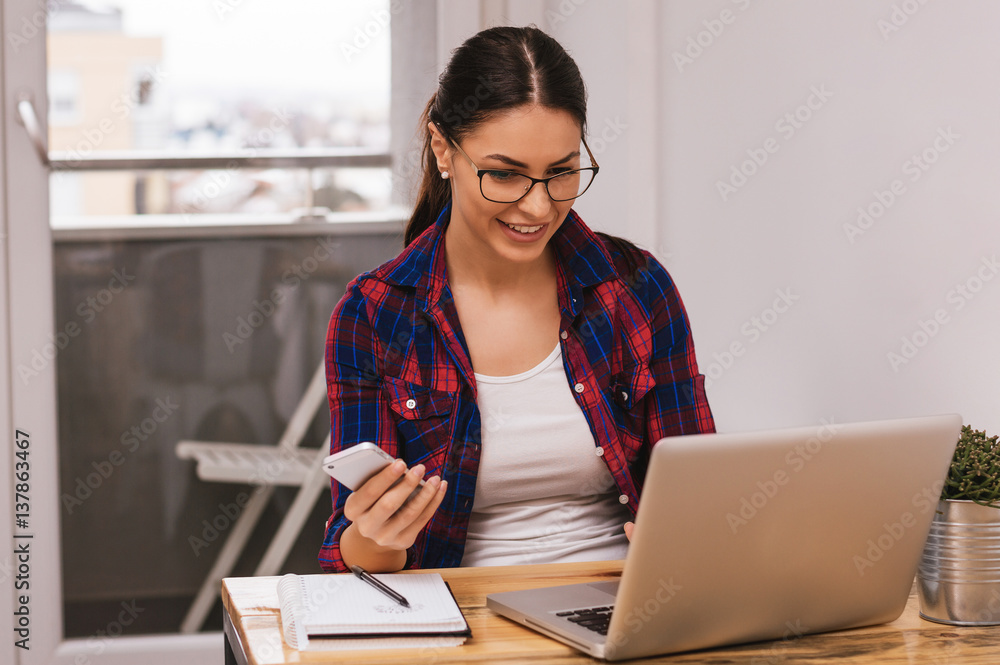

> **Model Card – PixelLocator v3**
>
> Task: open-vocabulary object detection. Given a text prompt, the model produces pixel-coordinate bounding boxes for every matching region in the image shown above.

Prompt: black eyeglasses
[439,126,600,203]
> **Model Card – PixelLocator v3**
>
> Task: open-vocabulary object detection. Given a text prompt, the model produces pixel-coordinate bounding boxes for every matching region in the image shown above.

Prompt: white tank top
[460,344,630,567]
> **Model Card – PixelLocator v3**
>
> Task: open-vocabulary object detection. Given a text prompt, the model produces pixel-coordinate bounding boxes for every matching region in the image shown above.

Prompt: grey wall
[553,0,1000,434]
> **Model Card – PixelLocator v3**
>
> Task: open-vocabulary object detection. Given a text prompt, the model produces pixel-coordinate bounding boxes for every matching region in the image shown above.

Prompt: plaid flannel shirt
[319,204,715,572]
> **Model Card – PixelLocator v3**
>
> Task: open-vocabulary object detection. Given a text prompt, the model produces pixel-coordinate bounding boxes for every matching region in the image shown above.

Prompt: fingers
[393,477,448,545]
[623,521,635,542]
[384,463,430,509]
[345,460,448,551]
[343,459,407,521]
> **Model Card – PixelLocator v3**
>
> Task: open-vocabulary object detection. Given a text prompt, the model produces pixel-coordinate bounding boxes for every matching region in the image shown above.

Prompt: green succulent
[942,425,1000,507]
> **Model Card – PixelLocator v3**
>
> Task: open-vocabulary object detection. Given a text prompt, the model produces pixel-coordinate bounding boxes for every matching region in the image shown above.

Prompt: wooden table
[222,561,998,664]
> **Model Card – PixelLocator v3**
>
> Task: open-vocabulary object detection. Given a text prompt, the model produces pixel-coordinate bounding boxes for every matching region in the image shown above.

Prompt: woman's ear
[428,122,452,174]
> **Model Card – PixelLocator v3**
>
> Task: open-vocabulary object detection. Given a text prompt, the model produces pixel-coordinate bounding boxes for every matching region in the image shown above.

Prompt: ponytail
[404,96,452,246]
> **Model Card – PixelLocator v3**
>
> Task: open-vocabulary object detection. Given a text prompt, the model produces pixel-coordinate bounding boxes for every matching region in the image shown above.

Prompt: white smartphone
[322,442,425,497]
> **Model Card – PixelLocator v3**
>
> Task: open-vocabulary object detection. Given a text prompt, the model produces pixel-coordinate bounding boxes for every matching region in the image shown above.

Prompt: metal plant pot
[918,499,1000,625]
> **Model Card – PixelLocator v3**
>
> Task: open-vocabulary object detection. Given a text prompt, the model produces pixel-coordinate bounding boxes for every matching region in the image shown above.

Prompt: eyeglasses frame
[436,123,600,204]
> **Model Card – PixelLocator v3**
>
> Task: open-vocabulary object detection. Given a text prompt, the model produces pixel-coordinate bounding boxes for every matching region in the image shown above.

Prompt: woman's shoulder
[593,232,676,296]
[341,223,444,300]
[595,232,646,276]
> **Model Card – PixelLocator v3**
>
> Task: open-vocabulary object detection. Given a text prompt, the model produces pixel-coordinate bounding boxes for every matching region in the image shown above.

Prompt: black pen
[350,565,411,608]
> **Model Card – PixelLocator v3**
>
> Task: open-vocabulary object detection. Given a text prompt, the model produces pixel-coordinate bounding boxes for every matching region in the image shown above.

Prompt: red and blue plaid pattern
[319,205,715,572]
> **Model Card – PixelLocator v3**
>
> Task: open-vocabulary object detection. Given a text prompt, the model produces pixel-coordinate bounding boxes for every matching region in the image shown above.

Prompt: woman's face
[432,105,584,267]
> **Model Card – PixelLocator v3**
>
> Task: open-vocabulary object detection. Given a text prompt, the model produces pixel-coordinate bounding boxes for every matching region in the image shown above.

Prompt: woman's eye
[485,170,516,181]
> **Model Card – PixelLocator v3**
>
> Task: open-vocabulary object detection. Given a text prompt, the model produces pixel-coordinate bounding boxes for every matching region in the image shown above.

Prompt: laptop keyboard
[555,606,614,635]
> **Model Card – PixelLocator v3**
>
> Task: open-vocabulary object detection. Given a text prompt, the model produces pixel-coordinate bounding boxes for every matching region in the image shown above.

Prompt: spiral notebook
[276,572,471,651]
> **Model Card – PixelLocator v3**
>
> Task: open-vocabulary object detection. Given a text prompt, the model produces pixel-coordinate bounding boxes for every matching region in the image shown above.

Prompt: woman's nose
[517,180,554,217]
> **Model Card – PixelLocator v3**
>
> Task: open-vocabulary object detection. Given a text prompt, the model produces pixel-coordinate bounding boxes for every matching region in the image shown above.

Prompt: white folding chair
[175,361,330,633]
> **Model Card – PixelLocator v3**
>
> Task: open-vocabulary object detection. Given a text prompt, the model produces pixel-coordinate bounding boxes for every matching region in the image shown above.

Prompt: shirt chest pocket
[383,376,455,464]
[610,362,655,412]
[609,362,655,458]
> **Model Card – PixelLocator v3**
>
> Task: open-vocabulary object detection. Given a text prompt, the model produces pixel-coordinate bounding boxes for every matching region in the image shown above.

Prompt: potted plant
[918,425,1000,625]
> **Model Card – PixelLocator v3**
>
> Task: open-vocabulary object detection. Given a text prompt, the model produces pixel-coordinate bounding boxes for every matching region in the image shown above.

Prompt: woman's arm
[635,252,716,441]
[319,280,446,572]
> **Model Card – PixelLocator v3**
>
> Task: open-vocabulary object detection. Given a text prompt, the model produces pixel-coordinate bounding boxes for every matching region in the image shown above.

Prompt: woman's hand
[340,459,448,572]
[624,521,635,542]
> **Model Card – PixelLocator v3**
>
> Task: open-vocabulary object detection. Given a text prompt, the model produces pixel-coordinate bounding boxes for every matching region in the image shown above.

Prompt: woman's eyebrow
[481,150,581,168]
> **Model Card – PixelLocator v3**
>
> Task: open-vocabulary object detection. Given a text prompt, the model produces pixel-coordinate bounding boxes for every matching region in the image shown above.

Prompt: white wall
[548,0,663,252]
[553,0,1000,434]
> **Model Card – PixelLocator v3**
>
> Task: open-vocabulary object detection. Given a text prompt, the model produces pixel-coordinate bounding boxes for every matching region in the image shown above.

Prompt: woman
[319,25,715,574]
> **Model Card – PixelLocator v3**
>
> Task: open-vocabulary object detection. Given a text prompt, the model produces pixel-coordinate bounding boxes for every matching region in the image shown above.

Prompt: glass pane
[47,0,391,219]
[55,232,402,636]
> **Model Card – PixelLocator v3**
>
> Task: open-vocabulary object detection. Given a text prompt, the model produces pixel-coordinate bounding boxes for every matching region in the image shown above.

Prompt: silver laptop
[487,414,962,660]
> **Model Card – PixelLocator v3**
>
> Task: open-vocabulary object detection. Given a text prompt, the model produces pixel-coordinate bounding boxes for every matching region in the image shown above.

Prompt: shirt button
[619,494,629,505]
[405,398,417,409]
[574,383,585,393]
[595,447,604,457]
[620,391,628,402]
[560,330,568,340]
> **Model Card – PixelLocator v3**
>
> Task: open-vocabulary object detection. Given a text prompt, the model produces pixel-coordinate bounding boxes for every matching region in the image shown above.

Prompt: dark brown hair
[404,25,588,246]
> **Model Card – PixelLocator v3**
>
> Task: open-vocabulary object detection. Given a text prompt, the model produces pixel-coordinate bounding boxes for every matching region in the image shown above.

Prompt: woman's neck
[443,221,557,295]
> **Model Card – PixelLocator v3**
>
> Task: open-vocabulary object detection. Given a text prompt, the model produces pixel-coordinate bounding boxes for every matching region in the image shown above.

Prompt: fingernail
[411,463,426,476]
[427,475,441,488]
[392,459,406,472]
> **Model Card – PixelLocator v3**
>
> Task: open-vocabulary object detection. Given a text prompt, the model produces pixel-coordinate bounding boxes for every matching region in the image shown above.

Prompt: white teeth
[502,221,543,234]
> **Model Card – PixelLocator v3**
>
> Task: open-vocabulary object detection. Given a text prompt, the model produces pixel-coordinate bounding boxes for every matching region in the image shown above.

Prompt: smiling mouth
[500,220,544,234]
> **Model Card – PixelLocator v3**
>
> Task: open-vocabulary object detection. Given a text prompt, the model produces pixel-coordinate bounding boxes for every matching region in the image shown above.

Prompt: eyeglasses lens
[481,169,595,203]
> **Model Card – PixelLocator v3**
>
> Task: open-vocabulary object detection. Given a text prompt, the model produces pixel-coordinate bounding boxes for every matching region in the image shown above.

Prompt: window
[46,0,398,639]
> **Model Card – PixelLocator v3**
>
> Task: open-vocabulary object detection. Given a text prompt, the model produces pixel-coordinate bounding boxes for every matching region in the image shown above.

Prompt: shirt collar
[550,208,619,289]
